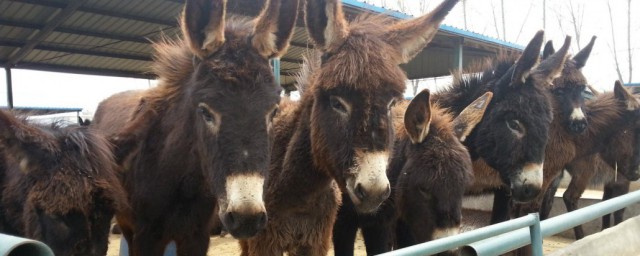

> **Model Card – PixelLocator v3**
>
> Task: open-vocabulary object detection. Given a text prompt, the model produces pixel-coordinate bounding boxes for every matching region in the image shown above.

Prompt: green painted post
[529,213,543,256]
[271,58,281,86]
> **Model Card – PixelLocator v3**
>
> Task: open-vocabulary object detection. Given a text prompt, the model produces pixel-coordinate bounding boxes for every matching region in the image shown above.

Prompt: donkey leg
[490,187,512,224]
[132,228,168,256]
[563,172,590,240]
[601,184,614,230]
[540,173,563,220]
[332,200,358,256]
[609,179,631,226]
[175,227,210,256]
[361,217,393,255]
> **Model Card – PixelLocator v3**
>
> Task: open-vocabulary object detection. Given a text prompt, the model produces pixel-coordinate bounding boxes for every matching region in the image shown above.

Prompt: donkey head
[0,110,125,256]
[543,36,596,134]
[117,0,300,239]
[475,31,566,202]
[599,81,640,181]
[305,0,459,213]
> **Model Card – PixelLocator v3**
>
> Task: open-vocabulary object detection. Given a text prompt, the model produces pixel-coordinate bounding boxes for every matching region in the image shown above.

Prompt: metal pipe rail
[0,233,54,256]
[377,213,542,256]
[379,189,640,256]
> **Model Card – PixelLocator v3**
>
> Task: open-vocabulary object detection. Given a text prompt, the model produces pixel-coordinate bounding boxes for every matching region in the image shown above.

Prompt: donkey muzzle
[221,174,267,239]
[510,162,543,202]
[346,151,391,213]
[568,108,587,134]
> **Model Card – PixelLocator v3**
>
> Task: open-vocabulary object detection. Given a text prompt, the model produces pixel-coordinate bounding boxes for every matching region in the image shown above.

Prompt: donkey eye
[388,99,397,110]
[330,96,347,114]
[269,107,279,121]
[506,119,523,132]
[198,106,214,122]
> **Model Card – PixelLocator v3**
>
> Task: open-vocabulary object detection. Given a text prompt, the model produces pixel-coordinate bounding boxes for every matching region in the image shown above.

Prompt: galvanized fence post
[528,213,543,256]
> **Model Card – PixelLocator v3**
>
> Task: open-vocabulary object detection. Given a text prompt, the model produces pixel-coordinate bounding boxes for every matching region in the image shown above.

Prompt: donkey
[540,81,640,239]
[433,31,568,224]
[332,90,492,256]
[492,36,595,223]
[0,110,127,256]
[91,0,300,254]
[239,0,459,255]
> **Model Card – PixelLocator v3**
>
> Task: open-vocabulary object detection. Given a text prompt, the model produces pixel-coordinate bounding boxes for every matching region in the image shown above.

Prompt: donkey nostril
[383,184,391,198]
[355,183,367,200]
[257,212,267,228]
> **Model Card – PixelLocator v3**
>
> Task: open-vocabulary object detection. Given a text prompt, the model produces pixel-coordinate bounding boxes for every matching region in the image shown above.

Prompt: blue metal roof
[341,0,524,51]
[625,83,640,87]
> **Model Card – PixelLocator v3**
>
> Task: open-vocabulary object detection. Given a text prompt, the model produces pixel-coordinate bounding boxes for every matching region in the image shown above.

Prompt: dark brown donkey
[434,31,568,223]
[492,36,595,223]
[332,90,492,256]
[240,0,459,255]
[0,110,126,256]
[540,81,640,239]
[91,0,300,254]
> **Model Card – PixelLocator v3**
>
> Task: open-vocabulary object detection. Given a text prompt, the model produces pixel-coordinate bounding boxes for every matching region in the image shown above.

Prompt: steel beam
[5,68,13,109]
[0,41,151,61]
[6,0,88,67]
[9,0,175,26]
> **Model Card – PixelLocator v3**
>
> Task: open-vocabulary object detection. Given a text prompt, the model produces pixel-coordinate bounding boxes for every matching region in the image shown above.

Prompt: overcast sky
[0,0,637,115]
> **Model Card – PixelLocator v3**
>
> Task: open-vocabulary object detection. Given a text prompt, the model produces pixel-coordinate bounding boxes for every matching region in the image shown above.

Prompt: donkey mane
[8,120,126,215]
[314,15,406,92]
[584,92,625,136]
[435,54,518,114]
[148,17,260,107]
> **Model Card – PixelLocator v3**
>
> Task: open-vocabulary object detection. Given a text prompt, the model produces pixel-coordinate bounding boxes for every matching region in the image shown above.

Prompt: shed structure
[0,0,523,107]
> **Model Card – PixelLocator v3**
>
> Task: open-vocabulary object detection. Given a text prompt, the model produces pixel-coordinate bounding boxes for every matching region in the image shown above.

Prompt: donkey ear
[383,0,459,64]
[252,0,301,58]
[614,80,640,110]
[305,0,349,52]
[405,89,432,144]
[511,30,545,85]
[181,0,226,58]
[542,40,555,60]
[452,92,493,142]
[0,110,58,173]
[532,35,571,86]
[573,36,596,69]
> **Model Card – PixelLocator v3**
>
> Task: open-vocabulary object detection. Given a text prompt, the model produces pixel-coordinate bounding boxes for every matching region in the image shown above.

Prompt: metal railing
[379,189,640,256]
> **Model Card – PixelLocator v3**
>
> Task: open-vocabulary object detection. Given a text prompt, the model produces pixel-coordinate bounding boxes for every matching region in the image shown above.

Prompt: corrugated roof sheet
[0,0,523,83]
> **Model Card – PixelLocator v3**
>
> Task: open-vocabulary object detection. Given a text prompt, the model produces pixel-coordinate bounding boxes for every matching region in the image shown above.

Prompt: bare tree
[607,1,625,83]
[501,0,506,40]
[490,1,502,39]
[628,0,633,82]
[463,0,468,29]
[567,0,585,50]
[515,1,535,42]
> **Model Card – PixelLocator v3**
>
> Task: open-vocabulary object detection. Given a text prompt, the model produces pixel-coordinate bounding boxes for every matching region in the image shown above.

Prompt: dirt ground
[107,233,369,256]
[106,232,572,256]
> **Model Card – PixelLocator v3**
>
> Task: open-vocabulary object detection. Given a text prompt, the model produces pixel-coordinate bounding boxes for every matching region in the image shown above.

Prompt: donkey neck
[266,98,334,211]
[576,93,626,155]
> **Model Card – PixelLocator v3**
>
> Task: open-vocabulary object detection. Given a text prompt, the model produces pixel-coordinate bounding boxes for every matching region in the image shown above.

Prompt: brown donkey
[91,0,300,254]
[494,36,595,222]
[433,31,568,223]
[541,81,640,239]
[332,91,492,256]
[240,0,459,255]
[0,110,126,256]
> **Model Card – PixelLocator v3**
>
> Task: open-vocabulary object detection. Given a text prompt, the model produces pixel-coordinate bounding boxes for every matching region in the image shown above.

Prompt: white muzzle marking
[516,163,544,188]
[348,151,390,204]
[570,107,585,121]
[433,227,459,240]
[225,174,265,214]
